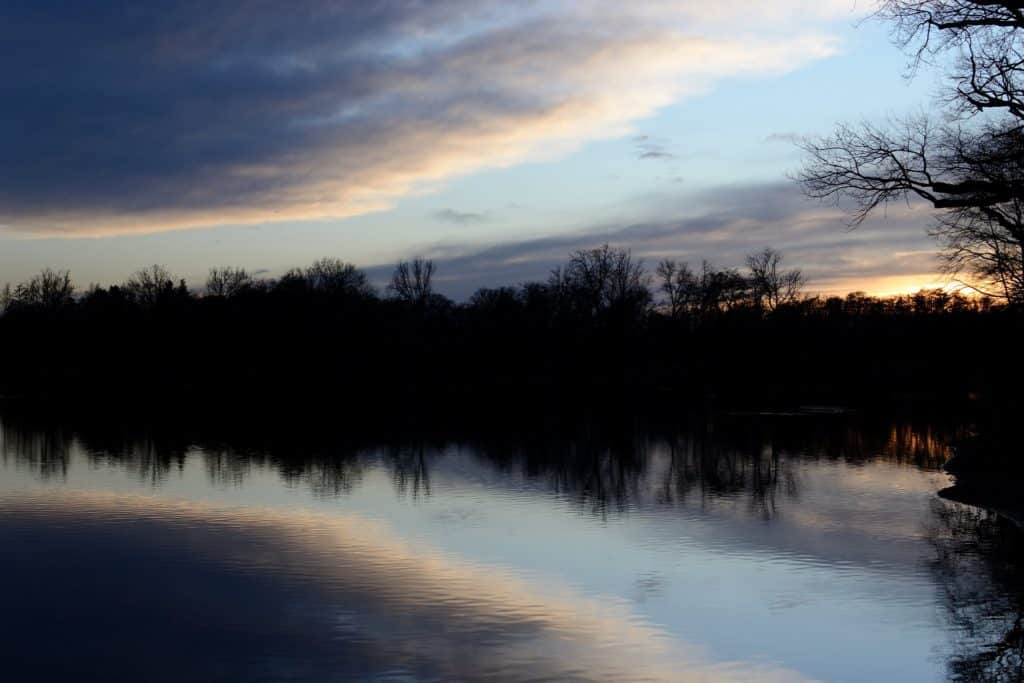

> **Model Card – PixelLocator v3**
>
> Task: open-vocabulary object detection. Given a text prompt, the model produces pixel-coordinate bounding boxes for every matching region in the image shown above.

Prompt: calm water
[1,410,1021,682]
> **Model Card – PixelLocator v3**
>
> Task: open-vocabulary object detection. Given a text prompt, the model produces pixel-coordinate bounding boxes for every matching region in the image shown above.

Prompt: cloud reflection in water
[0,491,811,682]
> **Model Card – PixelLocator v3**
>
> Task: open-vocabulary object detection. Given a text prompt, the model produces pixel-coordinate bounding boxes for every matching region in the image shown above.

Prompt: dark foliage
[0,246,1021,422]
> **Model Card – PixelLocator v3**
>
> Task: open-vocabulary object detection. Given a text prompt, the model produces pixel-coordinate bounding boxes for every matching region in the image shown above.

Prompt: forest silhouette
[1,245,1021,425]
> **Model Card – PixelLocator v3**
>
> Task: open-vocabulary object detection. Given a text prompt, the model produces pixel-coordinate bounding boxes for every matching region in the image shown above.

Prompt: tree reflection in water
[653,423,794,520]
[929,499,1024,682]
[0,410,967,513]
[3,406,1021,680]
[388,442,432,499]
[0,418,72,481]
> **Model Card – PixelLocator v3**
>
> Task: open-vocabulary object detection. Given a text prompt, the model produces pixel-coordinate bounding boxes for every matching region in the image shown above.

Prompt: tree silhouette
[549,244,651,320]
[694,261,748,316]
[656,259,697,318]
[0,268,74,312]
[799,1,1024,302]
[388,257,435,306]
[0,247,1017,416]
[123,265,176,306]
[746,247,805,312]
[206,267,255,298]
[301,258,375,298]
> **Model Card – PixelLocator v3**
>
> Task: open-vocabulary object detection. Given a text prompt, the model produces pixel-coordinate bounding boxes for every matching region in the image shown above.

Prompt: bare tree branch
[800,3,1024,302]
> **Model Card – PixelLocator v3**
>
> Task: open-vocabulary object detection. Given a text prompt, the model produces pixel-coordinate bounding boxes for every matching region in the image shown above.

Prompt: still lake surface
[0,409,1021,682]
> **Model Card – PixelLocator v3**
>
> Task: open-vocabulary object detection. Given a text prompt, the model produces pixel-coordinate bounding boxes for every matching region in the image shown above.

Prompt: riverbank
[941,437,1024,527]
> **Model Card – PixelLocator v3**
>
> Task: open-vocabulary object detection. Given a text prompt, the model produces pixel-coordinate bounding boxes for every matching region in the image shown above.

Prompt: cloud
[640,151,678,160]
[433,209,488,225]
[395,182,942,299]
[634,135,678,161]
[0,1,849,236]
[764,132,801,144]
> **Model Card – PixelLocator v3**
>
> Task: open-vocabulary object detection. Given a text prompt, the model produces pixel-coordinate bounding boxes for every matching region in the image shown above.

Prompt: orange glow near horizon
[813,273,967,299]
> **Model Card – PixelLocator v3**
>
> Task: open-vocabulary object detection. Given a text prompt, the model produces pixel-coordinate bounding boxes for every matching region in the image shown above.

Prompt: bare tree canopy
[388,257,436,305]
[549,244,652,319]
[799,0,1024,302]
[0,268,75,312]
[656,259,697,318]
[878,1,1024,120]
[656,259,754,317]
[124,265,176,306]
[746,248,806,312]
[304,258,375,298]
[206,267,255,298]
[276,258,375,299]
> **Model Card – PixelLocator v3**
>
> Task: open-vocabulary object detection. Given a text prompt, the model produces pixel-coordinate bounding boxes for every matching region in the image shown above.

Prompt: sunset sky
[0,1,948,297]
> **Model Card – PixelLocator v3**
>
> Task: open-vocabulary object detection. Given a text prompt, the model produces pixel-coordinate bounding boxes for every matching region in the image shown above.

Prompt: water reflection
[0,491,809,683]
[0,416,73,480]
[0,411,963,513]
[387,443,432,500]
[0,408,1018,682]
[928,499,1024,681]
[655,427,793,519]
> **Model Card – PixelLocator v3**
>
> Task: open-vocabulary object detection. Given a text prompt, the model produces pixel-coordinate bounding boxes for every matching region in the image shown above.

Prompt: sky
[0,1,952,298]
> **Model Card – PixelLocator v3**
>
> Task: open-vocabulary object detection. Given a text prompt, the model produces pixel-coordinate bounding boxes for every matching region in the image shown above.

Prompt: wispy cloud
[0,2,850,236]
[389,182,942,299]
[764,132,802,144]
[633,135,678,161]
[432,209,488,225]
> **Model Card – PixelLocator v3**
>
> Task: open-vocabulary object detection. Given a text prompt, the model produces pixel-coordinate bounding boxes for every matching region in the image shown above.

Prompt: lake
[0,408,1020,682]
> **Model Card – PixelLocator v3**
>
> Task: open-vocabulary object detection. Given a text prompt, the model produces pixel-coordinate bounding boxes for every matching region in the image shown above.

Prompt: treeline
[0,245,999,320]
[0,245,1019,417]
